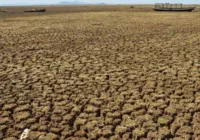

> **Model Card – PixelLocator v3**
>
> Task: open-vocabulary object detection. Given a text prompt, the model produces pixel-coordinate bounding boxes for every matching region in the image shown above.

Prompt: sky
[0,0,199,5]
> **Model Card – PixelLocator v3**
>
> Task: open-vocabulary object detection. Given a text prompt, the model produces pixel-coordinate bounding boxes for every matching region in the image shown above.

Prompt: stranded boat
[153,3,195,12]
[24,9,46,12]
[0,10,7,13]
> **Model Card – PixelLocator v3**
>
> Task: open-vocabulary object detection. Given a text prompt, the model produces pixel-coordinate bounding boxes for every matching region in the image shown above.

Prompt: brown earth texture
[0,5,200,140]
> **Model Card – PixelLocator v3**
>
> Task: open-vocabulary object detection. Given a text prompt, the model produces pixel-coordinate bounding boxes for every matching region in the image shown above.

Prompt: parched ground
[0,11,200,140]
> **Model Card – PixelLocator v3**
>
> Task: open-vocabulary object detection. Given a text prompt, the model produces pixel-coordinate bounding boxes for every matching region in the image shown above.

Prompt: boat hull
[0,10,7,13]
[24,9,46,12]
[153,7,195,12]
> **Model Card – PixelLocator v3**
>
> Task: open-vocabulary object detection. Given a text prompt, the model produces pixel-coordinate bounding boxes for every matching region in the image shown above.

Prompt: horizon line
[0,3,199,7]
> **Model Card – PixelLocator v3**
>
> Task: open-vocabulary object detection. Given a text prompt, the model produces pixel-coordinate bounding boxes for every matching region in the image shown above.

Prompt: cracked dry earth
[0,12,200,140]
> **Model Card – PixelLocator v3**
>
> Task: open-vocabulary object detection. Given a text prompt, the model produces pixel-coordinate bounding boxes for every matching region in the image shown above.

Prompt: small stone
[20,128,30,140]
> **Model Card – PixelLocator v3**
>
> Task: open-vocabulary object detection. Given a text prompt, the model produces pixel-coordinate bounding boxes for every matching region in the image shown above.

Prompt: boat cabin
[155,3,183,9]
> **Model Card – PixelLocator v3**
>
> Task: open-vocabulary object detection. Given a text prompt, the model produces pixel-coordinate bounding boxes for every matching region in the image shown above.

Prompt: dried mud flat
[0,11,200,140]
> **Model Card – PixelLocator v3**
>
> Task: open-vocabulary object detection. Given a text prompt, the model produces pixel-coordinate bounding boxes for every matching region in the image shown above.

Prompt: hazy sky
[0,0,199,5]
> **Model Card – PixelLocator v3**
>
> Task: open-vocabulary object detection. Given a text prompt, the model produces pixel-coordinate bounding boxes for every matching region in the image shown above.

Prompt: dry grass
[0,8,200,139]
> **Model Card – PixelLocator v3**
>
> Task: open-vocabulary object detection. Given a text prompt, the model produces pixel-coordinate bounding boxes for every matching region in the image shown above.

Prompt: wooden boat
[153,3,195,12]
[24,9,46,12]
[0,10,7,13]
